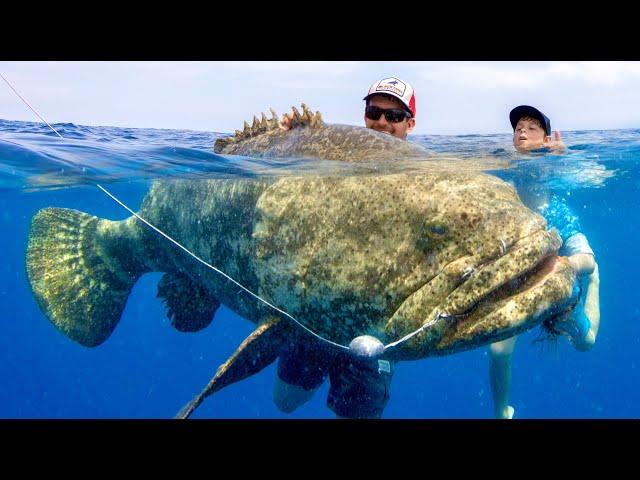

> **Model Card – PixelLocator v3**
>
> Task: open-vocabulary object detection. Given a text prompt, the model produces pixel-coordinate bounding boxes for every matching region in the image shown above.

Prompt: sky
[2,61,640,136]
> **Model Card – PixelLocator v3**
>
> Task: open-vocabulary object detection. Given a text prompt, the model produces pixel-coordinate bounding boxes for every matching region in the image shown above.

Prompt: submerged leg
[273,341,334,413]
[489,336,517,419]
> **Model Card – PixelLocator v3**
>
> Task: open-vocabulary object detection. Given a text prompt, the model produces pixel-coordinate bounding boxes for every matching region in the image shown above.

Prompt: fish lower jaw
[437,254,576,351]
[458,253,564,317]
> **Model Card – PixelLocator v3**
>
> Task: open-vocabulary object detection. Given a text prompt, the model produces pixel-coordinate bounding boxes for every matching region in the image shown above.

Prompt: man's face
[513,117,549,152]
[364,95,415,140]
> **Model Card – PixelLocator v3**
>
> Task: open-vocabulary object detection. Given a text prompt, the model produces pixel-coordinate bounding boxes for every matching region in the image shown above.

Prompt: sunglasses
[365,105,411,123]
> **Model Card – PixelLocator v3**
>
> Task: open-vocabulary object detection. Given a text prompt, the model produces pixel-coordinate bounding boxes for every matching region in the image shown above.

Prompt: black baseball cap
[509,105,551,136]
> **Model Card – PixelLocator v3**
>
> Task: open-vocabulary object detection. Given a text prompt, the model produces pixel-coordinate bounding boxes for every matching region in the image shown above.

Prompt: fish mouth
[434,248,578,354]
[385,228,579,360]
[449,254,570,319]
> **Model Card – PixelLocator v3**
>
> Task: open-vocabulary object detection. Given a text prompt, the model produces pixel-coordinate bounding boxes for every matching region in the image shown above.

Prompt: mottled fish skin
[98,178,278,326]
[250,172,576,359]
[93,170,575,358]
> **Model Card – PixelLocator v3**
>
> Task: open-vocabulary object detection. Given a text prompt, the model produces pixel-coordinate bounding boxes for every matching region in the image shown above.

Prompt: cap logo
[374,77,406,98]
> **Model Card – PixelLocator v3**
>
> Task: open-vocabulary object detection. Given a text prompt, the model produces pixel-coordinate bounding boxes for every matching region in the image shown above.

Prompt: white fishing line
[0,72,64,139]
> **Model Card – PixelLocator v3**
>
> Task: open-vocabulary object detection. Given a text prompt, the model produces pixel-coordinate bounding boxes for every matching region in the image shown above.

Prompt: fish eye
[428,223,447,235]
[417,221,448,252]
[419,221,448,243]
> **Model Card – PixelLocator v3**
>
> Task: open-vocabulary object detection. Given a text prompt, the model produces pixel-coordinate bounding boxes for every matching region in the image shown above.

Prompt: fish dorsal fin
[214,103,325,152]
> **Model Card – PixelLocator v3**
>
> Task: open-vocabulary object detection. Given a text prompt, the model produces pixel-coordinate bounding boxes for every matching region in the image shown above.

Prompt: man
[363,76,416,139]
[489,105,601,420]
[273,76,416,418]
[279,76,416,140]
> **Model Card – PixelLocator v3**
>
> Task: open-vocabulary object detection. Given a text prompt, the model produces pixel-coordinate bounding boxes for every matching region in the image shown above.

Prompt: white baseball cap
[363,76,416,118]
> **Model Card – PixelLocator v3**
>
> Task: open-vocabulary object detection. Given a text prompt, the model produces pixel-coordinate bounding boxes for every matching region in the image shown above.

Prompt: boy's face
[513,117,549,152]
[364,94,415,140]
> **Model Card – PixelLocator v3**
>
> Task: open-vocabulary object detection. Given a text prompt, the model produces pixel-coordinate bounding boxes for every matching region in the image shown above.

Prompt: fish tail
[26,207,146,347]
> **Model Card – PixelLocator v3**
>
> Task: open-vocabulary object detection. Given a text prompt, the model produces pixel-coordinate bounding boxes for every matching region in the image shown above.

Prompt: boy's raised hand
[546,130,567,153]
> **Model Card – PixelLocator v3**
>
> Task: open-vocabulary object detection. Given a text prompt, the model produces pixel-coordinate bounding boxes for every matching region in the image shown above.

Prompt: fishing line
[1,72,64,139]
[2,71,438,355]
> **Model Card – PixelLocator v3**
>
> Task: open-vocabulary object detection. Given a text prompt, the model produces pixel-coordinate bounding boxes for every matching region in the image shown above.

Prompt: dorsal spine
[214,103,324,152]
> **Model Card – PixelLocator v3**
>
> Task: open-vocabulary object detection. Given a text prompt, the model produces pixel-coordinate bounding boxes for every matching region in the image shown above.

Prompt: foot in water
[497,405,515,420]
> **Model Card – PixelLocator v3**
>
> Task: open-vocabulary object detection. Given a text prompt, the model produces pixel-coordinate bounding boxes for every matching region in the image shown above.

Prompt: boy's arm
[562,232,600,351]
[568,252,596,276]
[582,262,600,345]
[563,232,595,276]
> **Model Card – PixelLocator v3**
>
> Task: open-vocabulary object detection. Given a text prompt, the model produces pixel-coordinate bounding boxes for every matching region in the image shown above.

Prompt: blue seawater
[1,119,638,419]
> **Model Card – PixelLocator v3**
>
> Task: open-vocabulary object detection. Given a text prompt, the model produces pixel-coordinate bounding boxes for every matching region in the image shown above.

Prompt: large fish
[25,105,579,418]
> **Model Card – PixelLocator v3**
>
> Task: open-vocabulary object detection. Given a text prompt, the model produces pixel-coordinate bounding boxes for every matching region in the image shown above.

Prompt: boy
[489,105,601,419]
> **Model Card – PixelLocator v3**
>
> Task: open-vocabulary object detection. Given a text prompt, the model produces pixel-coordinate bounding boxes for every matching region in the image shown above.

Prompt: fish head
[383,175,580,360]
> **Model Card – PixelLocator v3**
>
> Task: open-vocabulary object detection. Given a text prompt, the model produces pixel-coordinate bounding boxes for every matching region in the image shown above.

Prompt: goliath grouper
[25,105,579,418]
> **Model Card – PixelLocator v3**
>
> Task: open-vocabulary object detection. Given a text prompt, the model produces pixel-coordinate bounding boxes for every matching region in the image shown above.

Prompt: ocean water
[1,118,638,419]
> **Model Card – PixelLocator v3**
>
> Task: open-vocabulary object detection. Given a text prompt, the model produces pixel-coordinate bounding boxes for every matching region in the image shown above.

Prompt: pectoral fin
[175,316,290,419]
[157,272,220,332]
